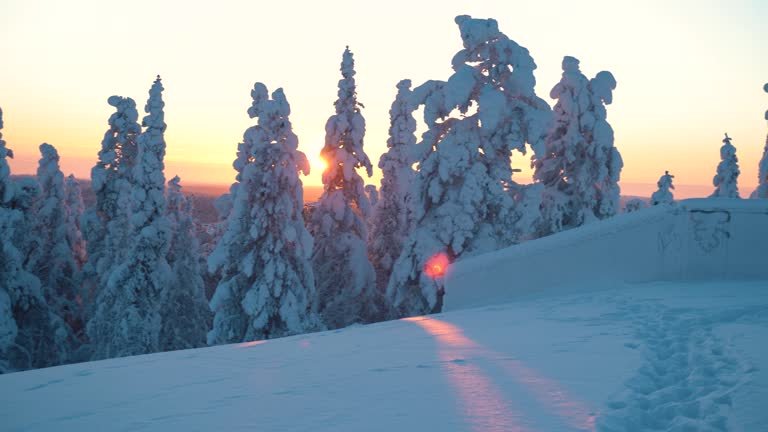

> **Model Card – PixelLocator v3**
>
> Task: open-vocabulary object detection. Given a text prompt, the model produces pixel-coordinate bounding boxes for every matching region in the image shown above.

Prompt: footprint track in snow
[598,302,752,431]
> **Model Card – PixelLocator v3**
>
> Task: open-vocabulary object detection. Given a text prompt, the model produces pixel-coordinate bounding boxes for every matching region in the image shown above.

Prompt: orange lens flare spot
[424,252,450,279]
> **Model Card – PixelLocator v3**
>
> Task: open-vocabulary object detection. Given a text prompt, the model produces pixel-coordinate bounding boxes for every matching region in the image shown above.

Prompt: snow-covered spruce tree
[368,79,417,299]
[64,175,86,268]
[387,16,553,317]
[711,133,740,198]
[0,106,20,370]
[87,76,172,359]
[28,144,81,337]
[309,47,380,328]
[81,96,141,315]
[751,83,768,199]
[651,171,675,205]
[533,56,623,235]
[0,111,68,372]
[448,16,553,243]
[208,83,318,344]
[159,176,210,351]
[451,16,551,187]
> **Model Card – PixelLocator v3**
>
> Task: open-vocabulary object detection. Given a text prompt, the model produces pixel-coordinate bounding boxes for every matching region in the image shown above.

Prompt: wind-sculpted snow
[446,198,768,312]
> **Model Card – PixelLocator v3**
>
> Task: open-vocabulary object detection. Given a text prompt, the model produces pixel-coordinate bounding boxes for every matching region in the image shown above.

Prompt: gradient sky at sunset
[2,0,766,197]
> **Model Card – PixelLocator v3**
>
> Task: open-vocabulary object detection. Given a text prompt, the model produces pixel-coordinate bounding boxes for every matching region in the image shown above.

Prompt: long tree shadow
[405,316,596,432]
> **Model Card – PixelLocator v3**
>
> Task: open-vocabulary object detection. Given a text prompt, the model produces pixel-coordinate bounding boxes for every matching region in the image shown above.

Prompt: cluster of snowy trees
[1,77,209,372]
[2,18,766,372]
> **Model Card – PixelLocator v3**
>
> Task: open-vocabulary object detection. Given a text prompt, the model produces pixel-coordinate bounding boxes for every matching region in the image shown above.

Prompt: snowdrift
[444,198,768,311]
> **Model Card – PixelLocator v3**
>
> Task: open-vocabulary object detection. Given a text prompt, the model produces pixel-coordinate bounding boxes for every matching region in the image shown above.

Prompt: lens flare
[424,252,450,279]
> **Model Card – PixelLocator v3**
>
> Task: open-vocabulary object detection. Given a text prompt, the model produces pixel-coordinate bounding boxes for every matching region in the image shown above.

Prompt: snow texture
[309,47,380,328]
[651,170,675,205]
[208,83,319,344]
[368,80,418,305]
[533,56,623,235]
[2,280,767,431]
[711,133,740,198]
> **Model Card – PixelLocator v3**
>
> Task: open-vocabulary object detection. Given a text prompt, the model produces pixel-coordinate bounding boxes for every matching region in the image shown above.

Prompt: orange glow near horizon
[405,317,597,431]
[1,0,765,196]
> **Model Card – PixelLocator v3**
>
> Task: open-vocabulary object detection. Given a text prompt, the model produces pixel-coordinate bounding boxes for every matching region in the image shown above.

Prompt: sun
[309,154,328,173]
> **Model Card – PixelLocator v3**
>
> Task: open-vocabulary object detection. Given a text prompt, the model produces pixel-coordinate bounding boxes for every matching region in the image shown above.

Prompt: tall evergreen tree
[81,96,141,315]
[533,56,622,235]
[64,175,86,268]
[87,76,172,359]
[160,176,210,351]
[208,83,318,344]
[751,83,768,199]
[29,144,81,336]
[387,16,550,317]
[651,171,675,205]
[309,47,379,328]
[368,80,417,301]
[711,133,740,198]
[0,110,68,372]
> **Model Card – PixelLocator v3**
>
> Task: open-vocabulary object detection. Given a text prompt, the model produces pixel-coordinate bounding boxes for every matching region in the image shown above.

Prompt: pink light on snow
[237,340,267,348]
[404,317,529,432]
[405,317,596,432]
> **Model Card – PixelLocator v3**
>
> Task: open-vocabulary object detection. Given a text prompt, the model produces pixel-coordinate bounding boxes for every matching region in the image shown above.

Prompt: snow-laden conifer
[88,77,172,359]
[81,96,141,313]
[208,83,318,344]
[711,133,740,198]
[309,47,380,328]
[160,176,210,351]
[533,56,623,235]
[0,111,68,371]
[64,175,86,268]
[651,171,675,205]
[29,144,81,336]
[0,107,19,364]
[751,83,768,199]
[387,16,550,317]
[368,80,417,300]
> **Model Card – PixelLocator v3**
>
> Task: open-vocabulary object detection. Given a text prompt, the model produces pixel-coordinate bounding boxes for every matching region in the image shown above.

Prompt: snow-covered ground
[1,280,766,431]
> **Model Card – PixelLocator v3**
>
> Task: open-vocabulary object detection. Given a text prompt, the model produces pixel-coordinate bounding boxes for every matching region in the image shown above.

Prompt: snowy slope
[446,198,768,311]
[1,280,767,431]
